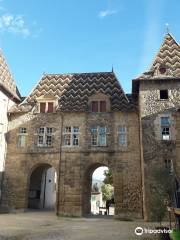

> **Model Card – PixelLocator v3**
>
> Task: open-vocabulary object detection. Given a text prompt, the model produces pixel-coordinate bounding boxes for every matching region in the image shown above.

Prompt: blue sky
[0,0,180,96]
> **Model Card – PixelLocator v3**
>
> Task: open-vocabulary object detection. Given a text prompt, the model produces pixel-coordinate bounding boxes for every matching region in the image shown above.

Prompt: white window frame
[17,127,27,148]
[118,126,127,146]
[91,126,107,146]
[63,126,80,147]
[37,127,53,147]
[160,117,171,140]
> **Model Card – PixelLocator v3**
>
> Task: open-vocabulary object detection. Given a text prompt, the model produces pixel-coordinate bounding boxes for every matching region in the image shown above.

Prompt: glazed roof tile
[11,72,137,112]
[0,50,21,101]
[137,33,180,80]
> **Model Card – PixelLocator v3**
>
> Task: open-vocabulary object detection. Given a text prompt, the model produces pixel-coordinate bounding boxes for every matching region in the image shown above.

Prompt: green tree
[103,169,113,185]
[101,184,114,201]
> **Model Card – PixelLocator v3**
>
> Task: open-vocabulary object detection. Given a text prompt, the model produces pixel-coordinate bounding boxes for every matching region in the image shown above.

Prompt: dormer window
[92,101,98,112]
[91,101,106,112]
[40,102,54,113]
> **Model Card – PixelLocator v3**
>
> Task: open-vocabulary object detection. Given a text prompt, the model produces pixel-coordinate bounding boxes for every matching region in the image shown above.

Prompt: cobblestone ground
[0,211,169,240]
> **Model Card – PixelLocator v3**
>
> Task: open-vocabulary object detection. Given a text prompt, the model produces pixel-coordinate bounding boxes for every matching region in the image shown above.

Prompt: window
[118,126,127,146]
[91,126,106,146]
[160,90,168,100]
[40,103,46,113]
[159,66,166,74]
[38,127,53,147]
[161,117,170,140]
[63,126,80,146]
[40,102,54,113]
[18,127,27,147]
[92,101,98,112]
[100,101,106,112]
[47,102,54,113]
[91,101,106,112]
[164,160,173,174]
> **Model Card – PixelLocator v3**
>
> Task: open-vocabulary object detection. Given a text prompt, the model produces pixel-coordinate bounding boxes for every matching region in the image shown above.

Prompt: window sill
[62,145,79,147]
[37,145,53,148]
[38,112,56,114]
[157,99,169,101]
[91,145,107,147]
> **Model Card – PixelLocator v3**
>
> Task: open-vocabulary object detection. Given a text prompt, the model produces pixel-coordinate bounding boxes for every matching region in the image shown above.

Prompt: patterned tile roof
[0,50,21,101]
[11,72,137,112]
[136,33,180,80]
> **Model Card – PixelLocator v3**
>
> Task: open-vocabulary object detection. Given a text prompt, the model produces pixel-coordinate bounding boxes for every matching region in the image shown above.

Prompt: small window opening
[160,90,168,100]
[159,66,166,74]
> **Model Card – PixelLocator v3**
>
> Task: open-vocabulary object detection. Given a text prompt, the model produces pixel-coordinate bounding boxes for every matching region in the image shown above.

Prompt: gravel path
[0,211,167,240]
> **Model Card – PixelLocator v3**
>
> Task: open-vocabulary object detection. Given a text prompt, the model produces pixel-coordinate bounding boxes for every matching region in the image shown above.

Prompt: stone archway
[82,163,114,216]
[28,163,57,210]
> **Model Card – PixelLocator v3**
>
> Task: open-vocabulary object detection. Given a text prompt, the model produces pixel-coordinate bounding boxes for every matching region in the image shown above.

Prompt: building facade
[0,50,21,201]
[1,33,180,220]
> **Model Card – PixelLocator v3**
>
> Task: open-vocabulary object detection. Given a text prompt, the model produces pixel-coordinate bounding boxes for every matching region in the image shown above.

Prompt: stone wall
[2,109,143,219]
[139,80,180,117]
[139,79,180,220]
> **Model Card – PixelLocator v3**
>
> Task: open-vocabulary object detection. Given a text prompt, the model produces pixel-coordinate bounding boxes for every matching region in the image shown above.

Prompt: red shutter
[92,101,98,112]
[40,102,46,113]
[47,102,54,113]
[100,101,106,112]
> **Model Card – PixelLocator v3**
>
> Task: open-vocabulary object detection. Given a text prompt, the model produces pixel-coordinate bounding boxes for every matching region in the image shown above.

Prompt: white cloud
[98,9,117,18]
[0,14,31,37]
[0,2,42,38]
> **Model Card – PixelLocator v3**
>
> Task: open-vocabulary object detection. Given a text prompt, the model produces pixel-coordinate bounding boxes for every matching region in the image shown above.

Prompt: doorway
[28,164,57,210]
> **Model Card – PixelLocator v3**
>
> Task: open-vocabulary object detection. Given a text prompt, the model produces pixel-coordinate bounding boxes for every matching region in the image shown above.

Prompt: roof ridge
[43,71,113,76]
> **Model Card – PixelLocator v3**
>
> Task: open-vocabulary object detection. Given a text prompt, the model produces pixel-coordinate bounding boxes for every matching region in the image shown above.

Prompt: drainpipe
[56,112,63,216]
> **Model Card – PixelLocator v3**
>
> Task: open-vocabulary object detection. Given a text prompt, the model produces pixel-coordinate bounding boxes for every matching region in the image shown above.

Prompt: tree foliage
[101,184,114,201]
[103,169,113,185]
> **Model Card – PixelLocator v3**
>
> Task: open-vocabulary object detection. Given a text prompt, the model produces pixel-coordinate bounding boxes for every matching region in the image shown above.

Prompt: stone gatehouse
[1,33,180,220]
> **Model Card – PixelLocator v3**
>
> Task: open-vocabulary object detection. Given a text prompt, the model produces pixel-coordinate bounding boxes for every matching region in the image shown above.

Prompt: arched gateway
[82,163,114,216]
[28,164,57,210]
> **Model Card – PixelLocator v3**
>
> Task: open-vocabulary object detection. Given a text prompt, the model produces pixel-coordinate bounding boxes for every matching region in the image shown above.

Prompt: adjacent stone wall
[139,80,180,117]
[139,79,180,220]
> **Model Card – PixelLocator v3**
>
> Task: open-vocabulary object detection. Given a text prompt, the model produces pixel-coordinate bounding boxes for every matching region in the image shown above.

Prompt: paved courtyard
[0,211,166,240]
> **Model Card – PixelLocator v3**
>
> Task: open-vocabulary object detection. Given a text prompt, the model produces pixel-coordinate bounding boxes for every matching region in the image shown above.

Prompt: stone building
[1,32,180,220]
[0,50,21,200]
[133,33,180,220]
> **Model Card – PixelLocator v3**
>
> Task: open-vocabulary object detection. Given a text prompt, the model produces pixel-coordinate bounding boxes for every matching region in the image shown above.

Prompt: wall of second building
[139,80,180,117]
[0,91,15,172]
[0,90,16,200]
[139,79,180,220]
